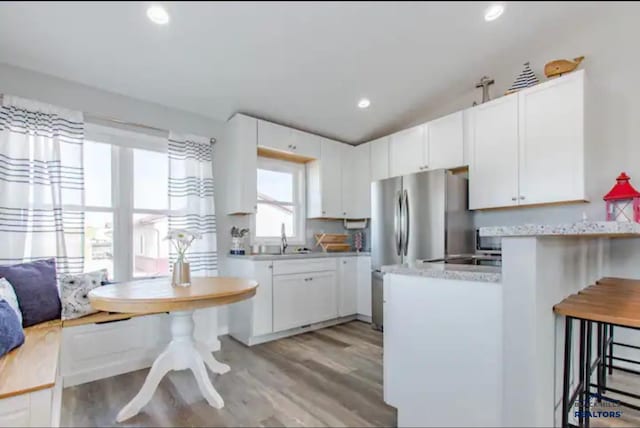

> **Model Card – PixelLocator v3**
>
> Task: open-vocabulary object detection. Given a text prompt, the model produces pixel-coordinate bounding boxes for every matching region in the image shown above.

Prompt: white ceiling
[0,1,602,143]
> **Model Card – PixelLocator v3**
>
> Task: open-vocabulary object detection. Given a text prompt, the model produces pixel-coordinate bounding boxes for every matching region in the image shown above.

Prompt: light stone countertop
[381,262,501,283]
[228,251,370,261]
[479,221,640,238]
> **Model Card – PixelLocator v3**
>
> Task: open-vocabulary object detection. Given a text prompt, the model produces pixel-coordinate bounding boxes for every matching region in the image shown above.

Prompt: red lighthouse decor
[603,172,640,222]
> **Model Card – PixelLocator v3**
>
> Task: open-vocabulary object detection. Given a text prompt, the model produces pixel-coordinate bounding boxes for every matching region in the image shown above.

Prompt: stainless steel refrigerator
[370,169,474,330]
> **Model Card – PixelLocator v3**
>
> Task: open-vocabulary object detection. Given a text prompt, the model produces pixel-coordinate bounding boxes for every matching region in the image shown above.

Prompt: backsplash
[305,219,370,252]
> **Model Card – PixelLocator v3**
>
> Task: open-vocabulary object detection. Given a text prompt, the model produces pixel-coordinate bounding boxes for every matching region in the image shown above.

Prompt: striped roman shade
[168,133,217,275]
[0,96,84,275]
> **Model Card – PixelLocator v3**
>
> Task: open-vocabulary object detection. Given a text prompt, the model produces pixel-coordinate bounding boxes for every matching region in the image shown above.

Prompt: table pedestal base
[116,310,230,422]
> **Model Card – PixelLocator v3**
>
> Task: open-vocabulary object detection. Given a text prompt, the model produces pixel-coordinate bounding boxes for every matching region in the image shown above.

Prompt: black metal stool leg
[579,319,586,428]
[585,321,592,428]
[608,324,614,375]
[562,316,573,428]
[601,323,608,393]
[597,322,602,402]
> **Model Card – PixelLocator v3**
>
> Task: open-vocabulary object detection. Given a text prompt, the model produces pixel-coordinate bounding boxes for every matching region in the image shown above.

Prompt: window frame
[82,123,173,281]
[251,156,306,246]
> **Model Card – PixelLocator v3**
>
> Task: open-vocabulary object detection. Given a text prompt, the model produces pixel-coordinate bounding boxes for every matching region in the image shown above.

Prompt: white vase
[172,261,191,287]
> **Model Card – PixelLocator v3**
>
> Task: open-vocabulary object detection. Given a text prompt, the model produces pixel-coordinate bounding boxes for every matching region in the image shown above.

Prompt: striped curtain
[168,132,217,275]
[0,96,84,274]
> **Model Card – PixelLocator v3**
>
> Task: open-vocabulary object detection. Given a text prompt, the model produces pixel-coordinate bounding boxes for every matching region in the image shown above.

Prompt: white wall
[411,6,640,277]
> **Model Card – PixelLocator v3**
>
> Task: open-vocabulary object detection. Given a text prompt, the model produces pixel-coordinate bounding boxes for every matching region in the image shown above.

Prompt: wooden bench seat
[0,324,61,400]
[61,311,150,328]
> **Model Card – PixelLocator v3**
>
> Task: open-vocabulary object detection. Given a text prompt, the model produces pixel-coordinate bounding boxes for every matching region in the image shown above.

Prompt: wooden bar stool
[554,278,640,428]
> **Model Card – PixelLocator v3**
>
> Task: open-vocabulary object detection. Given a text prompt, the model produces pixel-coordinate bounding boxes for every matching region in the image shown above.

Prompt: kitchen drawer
[273,258,337,276]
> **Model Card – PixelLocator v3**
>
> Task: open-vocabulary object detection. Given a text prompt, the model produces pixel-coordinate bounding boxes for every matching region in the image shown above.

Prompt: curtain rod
[0,94,216,144]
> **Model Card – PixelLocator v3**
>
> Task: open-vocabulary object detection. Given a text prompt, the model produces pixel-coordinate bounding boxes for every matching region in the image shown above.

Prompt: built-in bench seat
[0,323,62,427]
[61,310,150,327]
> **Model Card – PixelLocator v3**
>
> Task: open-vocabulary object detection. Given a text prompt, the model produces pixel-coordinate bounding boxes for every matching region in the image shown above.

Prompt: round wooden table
[89,277,257,422]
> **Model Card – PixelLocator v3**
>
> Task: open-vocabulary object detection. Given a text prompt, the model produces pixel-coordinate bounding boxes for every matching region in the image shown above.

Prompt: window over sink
[251,157,306,245]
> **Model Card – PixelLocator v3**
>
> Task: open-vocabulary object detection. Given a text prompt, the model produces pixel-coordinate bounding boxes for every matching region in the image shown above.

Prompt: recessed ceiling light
[147,5,170,25]
[358,98,371,109]
[484,3,504,21]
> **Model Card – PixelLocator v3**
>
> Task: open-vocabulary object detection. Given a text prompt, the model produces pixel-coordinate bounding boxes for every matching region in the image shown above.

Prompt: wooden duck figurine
[544,56,584,78]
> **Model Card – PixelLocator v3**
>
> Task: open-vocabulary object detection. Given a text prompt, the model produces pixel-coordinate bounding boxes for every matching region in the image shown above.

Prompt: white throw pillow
[60,270,109,320]
[0,277,22,324]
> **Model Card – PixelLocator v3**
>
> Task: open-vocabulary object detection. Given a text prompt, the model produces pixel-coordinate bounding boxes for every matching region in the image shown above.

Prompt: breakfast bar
[382,221,640,427]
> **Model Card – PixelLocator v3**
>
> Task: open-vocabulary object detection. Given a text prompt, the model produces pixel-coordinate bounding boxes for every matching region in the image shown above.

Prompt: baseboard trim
[356,314,372,323]
[229,315,358,347]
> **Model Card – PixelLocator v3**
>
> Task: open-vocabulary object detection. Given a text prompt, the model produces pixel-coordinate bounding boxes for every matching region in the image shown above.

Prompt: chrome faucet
[280,222,288,254]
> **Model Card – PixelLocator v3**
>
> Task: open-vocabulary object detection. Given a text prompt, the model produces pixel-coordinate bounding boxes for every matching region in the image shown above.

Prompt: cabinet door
[273,273,310,331]
[352,143,371,218]
[320,138,344,218]
[469,95,519,209]
[518,71,585,205]
[341,145,356,218]
[224,114,257,214]
[428,111,464,169]
[370,137,390,182]
[390,125,426,177]
[257,120,295,153]
[356,256,372,317]
[291,129,321,159]
[252,261,274,336]
[338,258,358,316]
[309,271,338,324]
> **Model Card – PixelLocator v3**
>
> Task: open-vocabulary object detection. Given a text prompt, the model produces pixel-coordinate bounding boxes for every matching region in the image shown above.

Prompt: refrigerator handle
[394,190,403,256]
[402,189,410,256]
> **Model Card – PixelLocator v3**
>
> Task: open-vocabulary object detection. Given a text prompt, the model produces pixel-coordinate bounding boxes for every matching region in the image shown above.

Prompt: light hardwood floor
[61,321,396,427]
[61,320,640,427]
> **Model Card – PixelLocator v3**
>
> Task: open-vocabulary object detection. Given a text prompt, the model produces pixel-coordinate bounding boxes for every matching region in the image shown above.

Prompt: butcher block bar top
[553,277,640,328]
[479,221,640,238]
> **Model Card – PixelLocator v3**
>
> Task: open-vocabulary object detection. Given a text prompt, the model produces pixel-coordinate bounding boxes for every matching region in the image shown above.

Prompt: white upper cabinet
[307,138,344,218]
[469,95,520,210]
[518,70,585,205]
[469,71,586,210]
[370,136,390,182]
[351,143,371,218]
[428,111,465,170]
[223,114,258,215]
[341,145,356,218]
[257,120,320,159]
[389,125,427,177]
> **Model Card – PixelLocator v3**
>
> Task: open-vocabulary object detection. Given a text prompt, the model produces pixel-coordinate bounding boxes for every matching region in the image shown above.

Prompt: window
[252,157,306,245]
[82,124,172,281]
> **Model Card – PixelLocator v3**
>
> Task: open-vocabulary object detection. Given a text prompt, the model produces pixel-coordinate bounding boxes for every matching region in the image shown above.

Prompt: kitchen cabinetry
[273,273,312,331]
[222,114,257,214]
[469,95,520,209]
[227,256,370,345]
[341,143,371,219]
[390,125,426,177]
[369,136,390,182]
[338,257,358,316]
[518,70,585,205]
[428,111,464,170]
[356,256,372,318]
[307,138,345,218]
[227,259,274,342]
[469,70,586,210]
[257,119,320,159]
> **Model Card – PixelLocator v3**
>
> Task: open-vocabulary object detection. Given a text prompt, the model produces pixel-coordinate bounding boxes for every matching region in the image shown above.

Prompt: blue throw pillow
[0,299,25,357]
[0,259,61,327]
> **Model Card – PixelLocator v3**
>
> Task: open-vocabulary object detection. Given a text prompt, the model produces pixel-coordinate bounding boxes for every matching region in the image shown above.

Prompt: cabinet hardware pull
[511,197,517,201]
[520,196,525,200]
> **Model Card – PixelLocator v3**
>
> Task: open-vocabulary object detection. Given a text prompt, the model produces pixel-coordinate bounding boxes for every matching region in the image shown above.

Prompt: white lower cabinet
[227,256,371,345]
[273,272,314,331]
[338,257,358,316]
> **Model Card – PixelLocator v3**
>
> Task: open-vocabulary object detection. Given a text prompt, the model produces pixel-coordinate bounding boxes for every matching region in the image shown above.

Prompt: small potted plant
[165,229,201,287]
